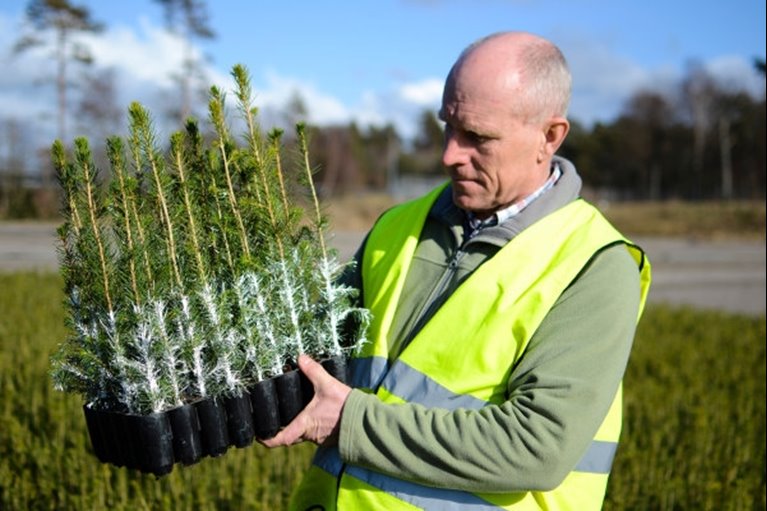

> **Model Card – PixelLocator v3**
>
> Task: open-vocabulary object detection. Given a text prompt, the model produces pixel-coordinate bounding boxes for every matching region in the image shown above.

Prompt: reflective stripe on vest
[350,356,620,472]
[307,441,618,511]
[290,188,651,511]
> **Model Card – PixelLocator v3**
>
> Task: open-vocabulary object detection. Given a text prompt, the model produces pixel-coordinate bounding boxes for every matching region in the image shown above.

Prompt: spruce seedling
[129,102,184,291]
[51,64,371,419]
[106,136,142,307]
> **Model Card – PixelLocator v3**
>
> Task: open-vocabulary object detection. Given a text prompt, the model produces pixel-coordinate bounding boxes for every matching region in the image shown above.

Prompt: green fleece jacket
[336,156,642,493]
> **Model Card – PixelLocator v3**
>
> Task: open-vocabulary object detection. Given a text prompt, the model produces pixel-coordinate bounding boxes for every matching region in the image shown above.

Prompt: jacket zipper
[405,244,468,345]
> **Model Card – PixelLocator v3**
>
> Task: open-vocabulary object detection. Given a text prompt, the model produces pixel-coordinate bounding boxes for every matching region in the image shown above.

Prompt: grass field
[1,272,765,510]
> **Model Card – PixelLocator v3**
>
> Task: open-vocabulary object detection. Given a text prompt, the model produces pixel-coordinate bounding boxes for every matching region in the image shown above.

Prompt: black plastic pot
[82,405,175,476]
[276,369,304,426]
[299,368,315,406]
[249,378,280,440]
[167,403,203,466]
[224,391,255,448]
[106,409,136,468]
[82,404,111,464]
[322,355,349,385]
[127,412,175,476]
[80,355,351,473]
[195,397,230,457]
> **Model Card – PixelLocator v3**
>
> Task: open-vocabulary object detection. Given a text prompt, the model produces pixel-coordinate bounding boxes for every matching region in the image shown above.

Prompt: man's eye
[467,131,490,144]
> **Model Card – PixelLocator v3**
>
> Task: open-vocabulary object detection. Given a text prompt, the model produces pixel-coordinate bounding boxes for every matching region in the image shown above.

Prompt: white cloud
[560,35,655,125]
[81,18,184,88]
[398,78,444,106]
[240,70,443,141]
[257,70,350,125]
[0,14,55,117]
[349,90,387,129]
[705,55,765,97]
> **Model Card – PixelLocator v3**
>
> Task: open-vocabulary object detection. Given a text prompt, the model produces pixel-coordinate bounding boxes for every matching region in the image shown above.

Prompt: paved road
[2,222,764,316]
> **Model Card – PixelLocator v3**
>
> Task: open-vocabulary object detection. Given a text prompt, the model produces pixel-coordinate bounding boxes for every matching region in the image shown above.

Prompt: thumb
[297,353,330,387]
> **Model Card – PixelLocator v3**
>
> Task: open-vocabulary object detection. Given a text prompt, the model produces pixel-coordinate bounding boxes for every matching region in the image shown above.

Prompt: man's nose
[442,133,465,168]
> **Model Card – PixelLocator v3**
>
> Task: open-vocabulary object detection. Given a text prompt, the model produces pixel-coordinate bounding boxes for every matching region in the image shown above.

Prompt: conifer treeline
[50,64,370,415]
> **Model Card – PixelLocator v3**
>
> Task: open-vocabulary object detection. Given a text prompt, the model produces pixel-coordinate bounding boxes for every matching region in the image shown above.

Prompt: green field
[1,272,765,510]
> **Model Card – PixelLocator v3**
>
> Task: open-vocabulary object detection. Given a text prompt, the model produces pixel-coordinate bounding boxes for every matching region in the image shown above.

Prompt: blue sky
[0,0,765,142]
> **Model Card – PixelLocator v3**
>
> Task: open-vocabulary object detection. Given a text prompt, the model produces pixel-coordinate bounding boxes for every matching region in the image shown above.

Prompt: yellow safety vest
[291,186,651,511]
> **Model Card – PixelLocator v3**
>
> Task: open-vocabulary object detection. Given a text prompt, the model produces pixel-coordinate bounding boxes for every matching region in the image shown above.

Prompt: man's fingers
[259,354,349,448]
[260,356,320,447]
[261,410,307,447]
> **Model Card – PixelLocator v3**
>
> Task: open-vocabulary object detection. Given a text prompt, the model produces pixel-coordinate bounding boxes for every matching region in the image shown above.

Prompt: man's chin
[451,192,480,213]
[452,193,499,219]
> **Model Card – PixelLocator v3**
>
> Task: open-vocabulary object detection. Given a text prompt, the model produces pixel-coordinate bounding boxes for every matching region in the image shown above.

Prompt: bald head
[447,32,571,124]
[439,31,572,216]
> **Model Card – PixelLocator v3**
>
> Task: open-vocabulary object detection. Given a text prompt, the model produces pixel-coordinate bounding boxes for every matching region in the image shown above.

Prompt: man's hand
[261,354,352,447]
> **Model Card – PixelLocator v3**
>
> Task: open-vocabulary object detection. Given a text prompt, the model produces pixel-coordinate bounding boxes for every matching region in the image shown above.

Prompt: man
[263,31,652,510]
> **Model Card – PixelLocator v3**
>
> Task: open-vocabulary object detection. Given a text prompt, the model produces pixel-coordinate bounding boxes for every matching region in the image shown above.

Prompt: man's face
[439,68,547,219]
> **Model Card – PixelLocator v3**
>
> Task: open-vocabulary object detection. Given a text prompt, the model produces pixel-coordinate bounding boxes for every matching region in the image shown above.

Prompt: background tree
[307,126,363,196]
[13,0,104,142]
[74,67,123,180]
[712,91,766,199]
[398,110,444,176]
[359,123,399,191]
[282,90,309,133]
[153,0,215,124]
[0,118,33,217]
[754,57,766,76]
[76,68,122,139]
[621,91,679,200]
[679,62,720,199]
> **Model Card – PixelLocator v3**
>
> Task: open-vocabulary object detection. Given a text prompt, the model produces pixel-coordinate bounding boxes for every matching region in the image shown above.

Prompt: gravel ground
[2,221,764,316]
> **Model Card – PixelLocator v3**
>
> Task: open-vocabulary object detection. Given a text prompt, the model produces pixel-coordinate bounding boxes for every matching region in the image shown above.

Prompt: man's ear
[538,116,570,162]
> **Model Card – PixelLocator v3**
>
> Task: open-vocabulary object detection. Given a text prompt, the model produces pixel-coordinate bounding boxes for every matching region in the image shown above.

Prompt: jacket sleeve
[338,244,642,493]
